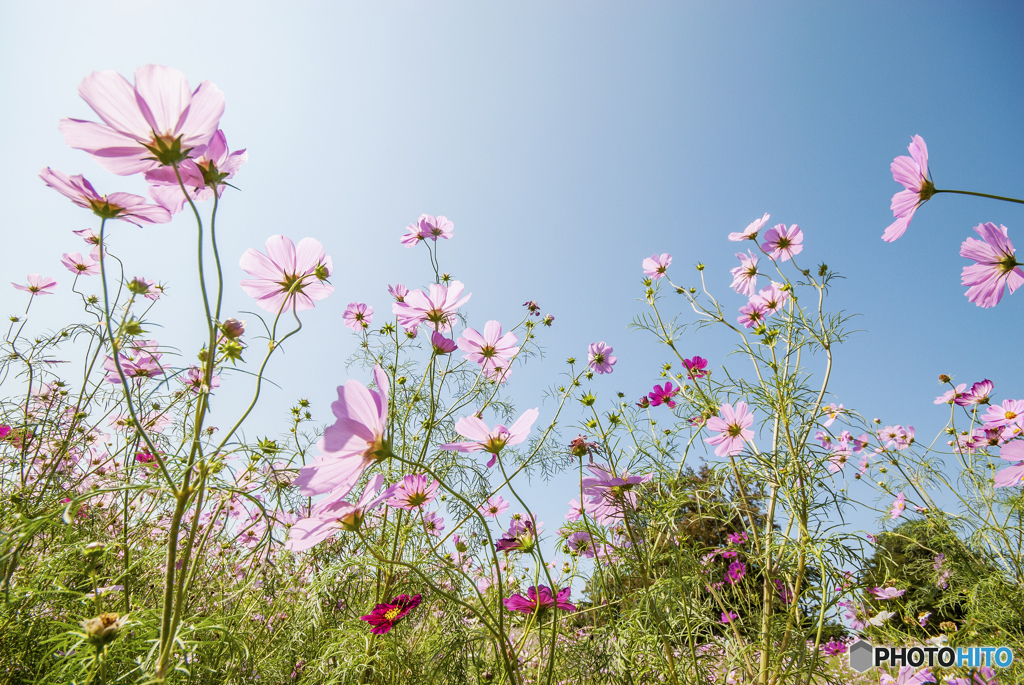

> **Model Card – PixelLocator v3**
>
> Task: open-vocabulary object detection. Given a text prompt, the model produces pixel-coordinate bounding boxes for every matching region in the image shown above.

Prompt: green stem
[933,188,1024,205]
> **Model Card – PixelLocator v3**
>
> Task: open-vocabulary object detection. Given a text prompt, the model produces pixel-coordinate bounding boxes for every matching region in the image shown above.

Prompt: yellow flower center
[383,607,401,621]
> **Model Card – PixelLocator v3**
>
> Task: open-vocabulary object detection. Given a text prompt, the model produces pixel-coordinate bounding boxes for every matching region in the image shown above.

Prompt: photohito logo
[848,639,1014,673]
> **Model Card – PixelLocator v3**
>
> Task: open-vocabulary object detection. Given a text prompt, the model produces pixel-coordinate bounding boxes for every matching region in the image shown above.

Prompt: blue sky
[2,1,1022,582]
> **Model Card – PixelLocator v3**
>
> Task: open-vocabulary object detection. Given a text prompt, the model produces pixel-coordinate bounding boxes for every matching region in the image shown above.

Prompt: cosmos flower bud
[81,612,127,646]
[220,318,246,339]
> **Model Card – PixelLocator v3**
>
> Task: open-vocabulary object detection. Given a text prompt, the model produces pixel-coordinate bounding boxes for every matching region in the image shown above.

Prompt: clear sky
[2,1,1022,570]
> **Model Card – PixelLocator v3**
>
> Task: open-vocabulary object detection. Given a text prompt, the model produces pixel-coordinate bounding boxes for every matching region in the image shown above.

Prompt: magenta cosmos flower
[729,251,759,296]
[400,214,454,246]
[293,366,390,500]
[883,135,935,243]
[587,341,616,374]
[40,168,171,226]
[760,224,803,261]
[360,593,422,634]
[392,282,471,332]
[994,441,1024,488]
[12,275,58,296]
[729,213,770,242]
[683,356,709,379]
[60,65,224,175]
[705,402,755,457]
[440,408,539,468]
[285,474,392,552]
[239,235,334,314]
[342,302,374,331]
[642,253,672,280]
[503,586,576,614]
[386,474,440,509]
[648,381,678,408]
[146,130,248,213]
[959,222,1024,308]
[458,321,519,373]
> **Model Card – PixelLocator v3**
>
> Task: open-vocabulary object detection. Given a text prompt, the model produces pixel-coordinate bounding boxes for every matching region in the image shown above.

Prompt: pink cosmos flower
[566,531,595,558]
[729,251,759,296]
[934,384,967,405]
[440,408,539,468]
[729,213,770,242]
[981,399,1024,430]
[946,667,996,685]
[430,331,457,355]
[128,276,162,301]
[822,403,844,428]
[40,168,171,226]
[183,366,221,394]
[883,135,935,242]
[581,463,653,525]
[870,586,906,600]
[960,380,993,406]
[145,129,248,213]
[760,224,804,261]
[342,302,374,331]
[720,611,738,624]
[890,492,906,519]
[878,425,915,450]
[705,402,755,457]
[479,495,509,518]
[587,342,617,375]
[61,252,100,276]
[994,441,1024,488]
[503,586,576,614]
[751,282,789,315]
[285,474,392,552]
[878,666,936,685]
[564,499,584,522]
[642,253,672,280]
[360,593,421,634]
[103,339,164,382]
[400,214,454,246]
[293,366,389,500]
[458,321,519,373]
[12,275,58,296]
[60,65,224,176]
[496,517,540,553]
[737,300,767,329]
[820,640,847,657]
[239,235,333,314]
[648,382,678,409]
[388,283,408,302]
[683,356,709,379]
[959,222,1024,308]
[386,474,440,509]
[392,282,471,332]
[422,511,444,536]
